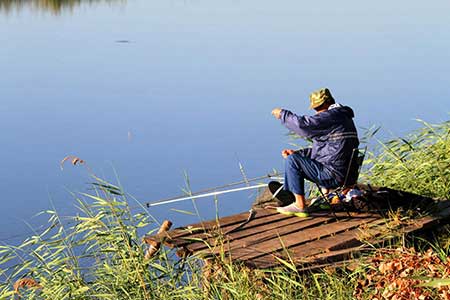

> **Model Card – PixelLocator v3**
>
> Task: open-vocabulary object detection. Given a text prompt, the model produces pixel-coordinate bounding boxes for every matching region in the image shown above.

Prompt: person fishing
[271,88,359,217]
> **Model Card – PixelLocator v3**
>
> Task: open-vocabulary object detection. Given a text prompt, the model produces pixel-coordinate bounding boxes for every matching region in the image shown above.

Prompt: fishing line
[0,219,74,244]
[0,228,45,243]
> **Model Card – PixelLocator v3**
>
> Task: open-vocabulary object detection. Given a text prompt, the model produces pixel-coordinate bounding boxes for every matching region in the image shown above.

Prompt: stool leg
[316,183,339,221]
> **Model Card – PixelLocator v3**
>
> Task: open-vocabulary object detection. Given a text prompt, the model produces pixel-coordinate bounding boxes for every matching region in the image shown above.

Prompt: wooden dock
[144,187,450,270]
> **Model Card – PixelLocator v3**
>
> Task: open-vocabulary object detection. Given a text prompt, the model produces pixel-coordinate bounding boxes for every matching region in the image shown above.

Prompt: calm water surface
[1,0,450,243]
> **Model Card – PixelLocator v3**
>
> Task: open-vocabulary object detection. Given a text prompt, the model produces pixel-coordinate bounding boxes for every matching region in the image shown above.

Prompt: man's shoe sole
[268,181,295,206]
[276,209,310,218]
[293,212,310,218]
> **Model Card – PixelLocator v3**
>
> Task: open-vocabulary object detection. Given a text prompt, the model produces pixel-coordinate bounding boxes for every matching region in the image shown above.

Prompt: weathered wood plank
[298,246,368,268]
[204,216,340,255]
[147,189,450,270]
[181,211,376,253]
[250,218,387,268]
[168,210,347,248]
[162,208,278,243]
[184,214,333,254]
[254,206,450,269]
[194,214,376,261]
[168,210,299,248]
[226,215,379,262]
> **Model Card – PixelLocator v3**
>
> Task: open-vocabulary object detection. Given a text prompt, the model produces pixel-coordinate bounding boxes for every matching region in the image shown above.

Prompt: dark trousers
[284,153,339,196]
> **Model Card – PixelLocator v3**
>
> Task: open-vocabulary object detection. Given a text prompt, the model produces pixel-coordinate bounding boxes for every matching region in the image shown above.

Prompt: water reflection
[0,0,125,14]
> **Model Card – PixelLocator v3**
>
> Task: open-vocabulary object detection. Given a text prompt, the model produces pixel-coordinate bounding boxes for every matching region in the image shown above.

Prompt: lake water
[1,0,449,244]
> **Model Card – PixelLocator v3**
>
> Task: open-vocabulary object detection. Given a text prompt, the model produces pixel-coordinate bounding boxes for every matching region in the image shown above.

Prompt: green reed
[1,118,449,299]
[0,177,199,299]
[0,176,358,299]
[362,119,450,200]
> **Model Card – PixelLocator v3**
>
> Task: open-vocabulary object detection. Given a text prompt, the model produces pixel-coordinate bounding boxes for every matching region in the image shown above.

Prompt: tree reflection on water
[0,0,125,14]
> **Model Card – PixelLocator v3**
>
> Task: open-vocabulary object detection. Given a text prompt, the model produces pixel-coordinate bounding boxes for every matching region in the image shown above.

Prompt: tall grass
[0,178,198,299]
[1,119,449,299]
[362,119,450,200]
[0,177,361,299]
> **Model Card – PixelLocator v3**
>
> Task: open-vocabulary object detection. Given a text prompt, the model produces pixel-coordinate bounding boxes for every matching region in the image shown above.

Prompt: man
[271,88,359,217]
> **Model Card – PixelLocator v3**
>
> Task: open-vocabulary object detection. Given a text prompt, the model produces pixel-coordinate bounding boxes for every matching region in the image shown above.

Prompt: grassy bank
[0,119,449,299]
[363,119,450,200]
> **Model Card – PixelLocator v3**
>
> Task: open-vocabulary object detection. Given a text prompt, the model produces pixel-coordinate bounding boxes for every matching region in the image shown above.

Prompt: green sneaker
[276,203,310,218]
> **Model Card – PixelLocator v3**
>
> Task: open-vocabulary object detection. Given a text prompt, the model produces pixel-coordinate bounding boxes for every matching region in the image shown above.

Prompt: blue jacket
[280,104,359,183]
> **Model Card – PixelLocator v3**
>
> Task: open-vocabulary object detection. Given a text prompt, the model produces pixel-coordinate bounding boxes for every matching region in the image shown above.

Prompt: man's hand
[271,108,282,119]
[282,149,295,158]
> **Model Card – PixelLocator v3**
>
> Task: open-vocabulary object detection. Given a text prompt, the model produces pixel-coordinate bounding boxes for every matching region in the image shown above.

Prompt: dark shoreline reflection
[0,0,126,14]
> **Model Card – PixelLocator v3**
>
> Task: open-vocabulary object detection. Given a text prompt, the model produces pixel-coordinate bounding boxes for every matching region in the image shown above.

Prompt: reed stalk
[0,118,449,299]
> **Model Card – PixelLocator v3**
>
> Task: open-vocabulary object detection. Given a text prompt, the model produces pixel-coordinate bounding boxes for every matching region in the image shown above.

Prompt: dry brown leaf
[357,247,450,300]
[60,155,85,170]
[13,278,42,295]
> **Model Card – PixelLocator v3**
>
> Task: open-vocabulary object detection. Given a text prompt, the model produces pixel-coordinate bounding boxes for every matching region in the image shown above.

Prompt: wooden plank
[299,207,450,267]
[252,245,371,270]
[298,218,448,268]
[251,218,386,268]
[253,206,450,269]
[298,246,368,268]
[162,191,448,246]
[254,203,450,270]
[162,208,278,242]
[161,198,450,269]
[168,210,358,249]
[168,210,300,248]
[227,215,379,262]
[184,214,336,254]
[184,212,378,255]
[282,208,450,268]
[195,215,341,256]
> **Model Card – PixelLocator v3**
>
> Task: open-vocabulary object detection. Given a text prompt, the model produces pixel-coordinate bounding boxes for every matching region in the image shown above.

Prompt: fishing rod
[144,173,283,208]
[145,183,269,207]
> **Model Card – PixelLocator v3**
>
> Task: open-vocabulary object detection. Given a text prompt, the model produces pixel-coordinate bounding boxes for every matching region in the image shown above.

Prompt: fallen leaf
[60,155,85,170]
[13,278,42,295]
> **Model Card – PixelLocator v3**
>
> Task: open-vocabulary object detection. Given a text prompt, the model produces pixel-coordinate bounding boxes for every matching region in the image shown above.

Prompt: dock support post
[143,220,172,259]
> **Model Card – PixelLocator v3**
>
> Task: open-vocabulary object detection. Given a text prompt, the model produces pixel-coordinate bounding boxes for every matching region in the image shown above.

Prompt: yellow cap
[309,88,333,109]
